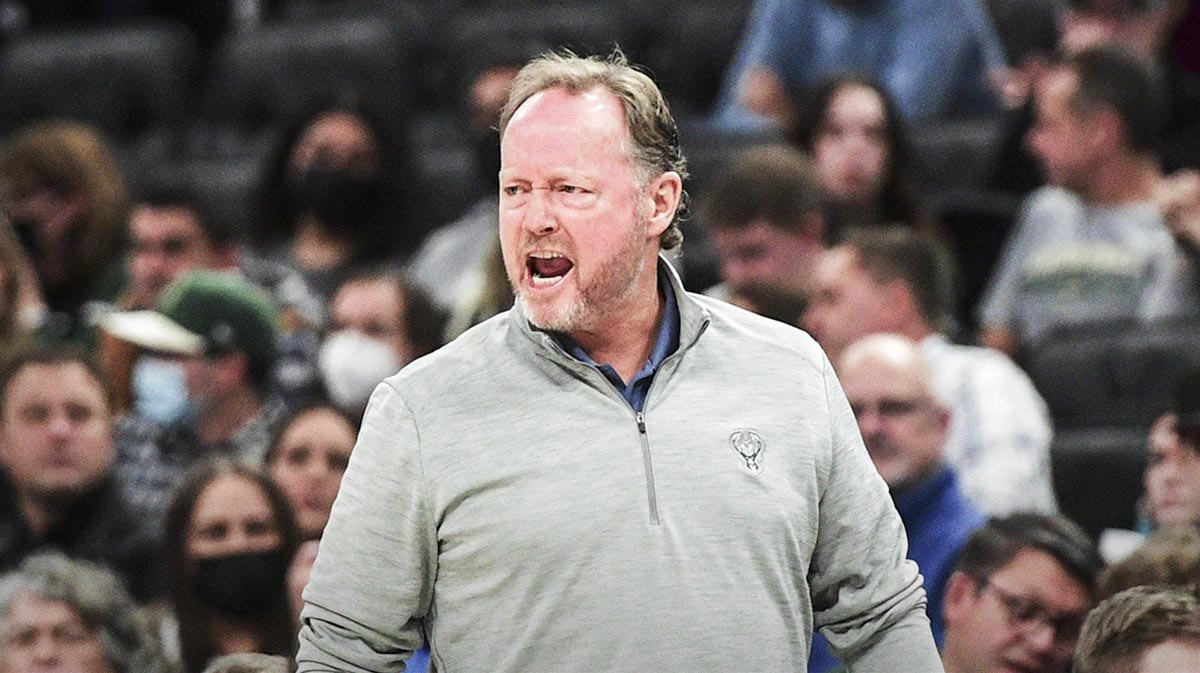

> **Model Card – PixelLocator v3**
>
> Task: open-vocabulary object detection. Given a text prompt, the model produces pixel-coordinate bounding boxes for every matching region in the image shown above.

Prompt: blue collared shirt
[556,270,680,412]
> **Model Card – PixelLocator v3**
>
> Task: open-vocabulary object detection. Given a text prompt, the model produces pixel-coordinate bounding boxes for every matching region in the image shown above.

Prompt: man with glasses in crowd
[940,513,1102,673]
[807,334,984,672]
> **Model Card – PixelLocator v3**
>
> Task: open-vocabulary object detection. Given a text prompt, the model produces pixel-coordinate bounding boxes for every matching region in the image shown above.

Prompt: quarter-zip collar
[553,265,679,411]
[511,255,711,392]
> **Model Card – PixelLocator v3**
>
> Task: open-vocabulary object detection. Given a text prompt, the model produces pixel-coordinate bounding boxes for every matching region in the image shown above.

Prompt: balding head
[838,334,949,490]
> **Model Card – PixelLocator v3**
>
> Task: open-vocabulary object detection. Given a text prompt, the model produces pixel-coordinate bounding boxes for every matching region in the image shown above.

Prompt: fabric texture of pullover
[297,259,941,672]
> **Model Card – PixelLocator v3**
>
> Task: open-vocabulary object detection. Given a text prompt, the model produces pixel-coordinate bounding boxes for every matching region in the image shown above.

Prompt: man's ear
[942,570,977,627]
[644,171,683,239]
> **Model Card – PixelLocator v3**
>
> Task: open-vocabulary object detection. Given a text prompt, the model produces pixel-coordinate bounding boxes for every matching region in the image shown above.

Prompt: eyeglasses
[976,576,1086,648]
[848,397,930,420]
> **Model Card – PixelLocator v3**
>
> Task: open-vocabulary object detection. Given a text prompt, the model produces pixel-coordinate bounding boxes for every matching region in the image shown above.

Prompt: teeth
[532,274,565,287]
[529,251,563,259]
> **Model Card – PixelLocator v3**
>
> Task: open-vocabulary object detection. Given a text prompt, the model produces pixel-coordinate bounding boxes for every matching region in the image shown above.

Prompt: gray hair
[0,553,172,673]
[499,49,689,250]
[203,653,292,673]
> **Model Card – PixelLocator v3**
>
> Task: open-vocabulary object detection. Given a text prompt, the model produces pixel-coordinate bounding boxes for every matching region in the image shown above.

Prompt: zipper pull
[636,412,646,434]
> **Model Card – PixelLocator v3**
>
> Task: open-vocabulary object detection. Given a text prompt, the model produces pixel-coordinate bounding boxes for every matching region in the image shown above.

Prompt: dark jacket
[0,469,163,602]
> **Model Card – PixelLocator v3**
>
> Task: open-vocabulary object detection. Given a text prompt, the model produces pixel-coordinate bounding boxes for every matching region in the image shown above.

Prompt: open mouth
[527,251,574,287]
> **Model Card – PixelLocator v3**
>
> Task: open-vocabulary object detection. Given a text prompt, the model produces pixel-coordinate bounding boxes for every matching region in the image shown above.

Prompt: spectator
[161,458,299,673]
[203,653,291,673]
[791,74,930,239]
[1073,584,1200,673]
[407,40,531,340]
[318,270,444,418]
[804,228,1056,515]
[979,45,1199,359]
[807,333,984,671]
[716,0,1005,128]
[0,218,44,362]
[1060,0,1198,172]
[0,347,160,602]
[101,271,285,534]
[98,180,321,412]
[119,182,240,313]
[1097,525,1200,599]
[0,553,172,673]
[0,121,127,342]
[265,404,356,541]
[1143,367,1200,529]
[253,100,419,305]
[698,145,824,324]
[940,513,1103,673]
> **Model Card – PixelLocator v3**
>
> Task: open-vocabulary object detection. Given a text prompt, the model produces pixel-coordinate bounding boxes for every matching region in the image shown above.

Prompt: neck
[567,262,664,384]
[829,198,886,230]
[897,314,935,343]
[292,217,354,271]
[1083,153,1161,205]
[196,386,261,446]
[940,638,967,673]
[16,491,60,537]
[209,614,265,656]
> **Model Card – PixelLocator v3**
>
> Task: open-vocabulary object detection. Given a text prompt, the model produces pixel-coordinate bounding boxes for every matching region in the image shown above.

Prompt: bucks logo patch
[730,429,765,474]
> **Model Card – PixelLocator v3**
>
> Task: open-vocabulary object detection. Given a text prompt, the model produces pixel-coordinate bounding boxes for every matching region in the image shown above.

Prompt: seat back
[0,20,197,140]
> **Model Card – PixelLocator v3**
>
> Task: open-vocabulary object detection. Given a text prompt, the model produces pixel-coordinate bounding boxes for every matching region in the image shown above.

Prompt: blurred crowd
[0,0,1199,672]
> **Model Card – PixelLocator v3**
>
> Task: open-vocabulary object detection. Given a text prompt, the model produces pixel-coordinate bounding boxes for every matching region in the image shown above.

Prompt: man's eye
[502,185,522,196]
[559,185,579,193]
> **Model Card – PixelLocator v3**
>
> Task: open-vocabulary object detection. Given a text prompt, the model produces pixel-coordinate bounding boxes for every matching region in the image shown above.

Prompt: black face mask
[192,549,289,616]
[286,165,384,231]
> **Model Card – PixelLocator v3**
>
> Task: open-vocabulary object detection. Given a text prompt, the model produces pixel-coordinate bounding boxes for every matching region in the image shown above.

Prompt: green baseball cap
[102,270,279,368]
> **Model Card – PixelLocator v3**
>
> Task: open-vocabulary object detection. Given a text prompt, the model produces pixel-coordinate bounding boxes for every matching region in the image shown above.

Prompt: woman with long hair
[161,458,300,673]
[791,74,932,242]
[252,98,422,305]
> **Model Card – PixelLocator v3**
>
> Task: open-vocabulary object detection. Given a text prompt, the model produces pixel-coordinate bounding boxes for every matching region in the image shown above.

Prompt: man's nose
[47,413,73,439]
[1022,618,1059,655]
[523,189,559,235]
[30,633,59,662]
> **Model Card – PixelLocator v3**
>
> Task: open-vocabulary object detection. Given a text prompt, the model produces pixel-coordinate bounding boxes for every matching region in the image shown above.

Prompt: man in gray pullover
[296,50,942,673]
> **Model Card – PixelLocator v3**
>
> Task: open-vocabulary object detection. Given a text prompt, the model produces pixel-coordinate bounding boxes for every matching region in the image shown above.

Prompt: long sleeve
[296,382,436,673]
[809,355,944,672]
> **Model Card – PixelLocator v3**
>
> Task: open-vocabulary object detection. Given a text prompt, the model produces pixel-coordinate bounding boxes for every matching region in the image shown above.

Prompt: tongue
[532,257,572,278]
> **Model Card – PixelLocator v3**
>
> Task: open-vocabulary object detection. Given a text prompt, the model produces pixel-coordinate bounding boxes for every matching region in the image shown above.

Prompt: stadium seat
[199,14,423,131]
[0,20,197,140]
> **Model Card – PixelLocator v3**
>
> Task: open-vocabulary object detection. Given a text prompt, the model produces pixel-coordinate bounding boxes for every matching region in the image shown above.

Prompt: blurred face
[0,594,113,673]
[711,219,816,299]
[803,248,895,361]
[186,474,283,560]
[812,84,890,203]
[127,205,220,309]
[268,408,355,538]
[943,549,1091,673]
[499,86,667,335]
[1027,69,1098,194]
[839,349,947,489]
[1139,640,1200,673]
[288,112,381,175]
[329,278,411,363]
[1145,415,1200,527]
[0,177,80,249]
[470,65,520,130]
[0,362,113,502]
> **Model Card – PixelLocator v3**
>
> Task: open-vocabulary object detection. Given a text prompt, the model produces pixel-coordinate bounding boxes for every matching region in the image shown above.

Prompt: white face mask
[132,355,191,427]
[318,330,403,413]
